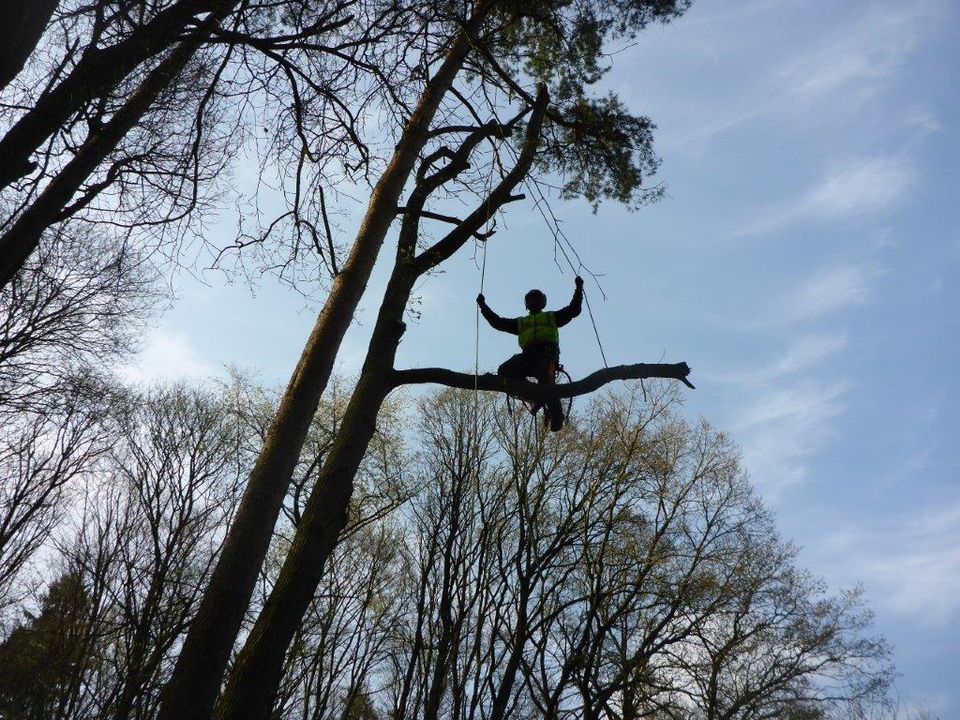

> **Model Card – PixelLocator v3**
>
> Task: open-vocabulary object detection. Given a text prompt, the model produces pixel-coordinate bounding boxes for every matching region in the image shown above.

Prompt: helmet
[524,289,546,312]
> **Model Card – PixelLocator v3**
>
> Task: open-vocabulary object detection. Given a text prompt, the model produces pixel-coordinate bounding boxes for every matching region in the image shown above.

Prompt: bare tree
[0,223,158,414]
[273,521,408,720]
[366,387,894,720]
[0,216,159,614]
[2,383,250,720]
[0,0,419,288]
[0,383,110,612]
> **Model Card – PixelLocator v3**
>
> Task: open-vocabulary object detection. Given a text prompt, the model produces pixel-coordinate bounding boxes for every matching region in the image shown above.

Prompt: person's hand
[575,275,584,288]
[476,293,485,306]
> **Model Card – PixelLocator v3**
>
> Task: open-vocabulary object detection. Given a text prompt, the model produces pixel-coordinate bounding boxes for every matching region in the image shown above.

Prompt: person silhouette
[477,276,583,431]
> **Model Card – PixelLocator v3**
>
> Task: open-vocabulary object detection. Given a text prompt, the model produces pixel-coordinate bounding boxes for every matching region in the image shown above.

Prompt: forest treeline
[1,368,895,720]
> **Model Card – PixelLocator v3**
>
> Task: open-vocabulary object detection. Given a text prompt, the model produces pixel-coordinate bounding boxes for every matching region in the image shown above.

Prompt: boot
[549,409,564,432]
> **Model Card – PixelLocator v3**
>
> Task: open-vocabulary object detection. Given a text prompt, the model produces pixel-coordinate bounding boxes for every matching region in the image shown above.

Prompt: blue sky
[123,0,960,713]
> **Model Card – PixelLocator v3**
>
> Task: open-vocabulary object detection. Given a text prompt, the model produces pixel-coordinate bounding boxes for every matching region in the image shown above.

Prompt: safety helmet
[524,289,547,312]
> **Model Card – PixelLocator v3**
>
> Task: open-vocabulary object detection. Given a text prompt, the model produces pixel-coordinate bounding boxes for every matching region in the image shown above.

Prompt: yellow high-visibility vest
[517,311,559,349]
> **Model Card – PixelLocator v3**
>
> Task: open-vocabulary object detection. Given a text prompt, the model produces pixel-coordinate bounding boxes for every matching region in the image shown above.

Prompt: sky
[122,0,960,714]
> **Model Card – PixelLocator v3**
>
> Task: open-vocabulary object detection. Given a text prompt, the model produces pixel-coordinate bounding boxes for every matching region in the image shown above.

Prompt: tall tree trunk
[213,262,417,720]
[212,79,548,720]
[0,0,59,94]
[157,5,496,719]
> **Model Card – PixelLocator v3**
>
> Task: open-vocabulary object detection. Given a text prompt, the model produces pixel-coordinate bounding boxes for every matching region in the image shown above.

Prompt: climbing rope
[473,237,488,403]
[521,177,612,374]
[470,222,490,485]
[580,280,609,369]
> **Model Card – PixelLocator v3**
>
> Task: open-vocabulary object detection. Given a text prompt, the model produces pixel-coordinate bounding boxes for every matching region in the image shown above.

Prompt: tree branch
[390,362,695,399]
[412,84,549,274]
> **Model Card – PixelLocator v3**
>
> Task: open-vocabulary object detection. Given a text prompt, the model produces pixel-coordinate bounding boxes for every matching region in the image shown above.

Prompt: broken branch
[390,362,695,399]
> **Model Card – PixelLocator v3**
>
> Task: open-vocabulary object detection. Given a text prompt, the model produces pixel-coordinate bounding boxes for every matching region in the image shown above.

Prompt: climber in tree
[477,276,584,431]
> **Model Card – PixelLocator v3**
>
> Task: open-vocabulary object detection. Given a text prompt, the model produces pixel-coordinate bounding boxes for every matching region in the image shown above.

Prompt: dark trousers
[498,344,563,421]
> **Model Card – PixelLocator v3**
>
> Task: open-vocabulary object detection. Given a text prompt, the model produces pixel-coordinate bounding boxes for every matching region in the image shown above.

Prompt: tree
[0,384,110,611]
[0,223,158,414]
[0,0,416,289]
[260,386,894,720]
[2,383,252,720]
[166,3,695,718]
[0,370,413,719]
[97,385,248,720]
[0,219,158,612]
[0,572,92,720]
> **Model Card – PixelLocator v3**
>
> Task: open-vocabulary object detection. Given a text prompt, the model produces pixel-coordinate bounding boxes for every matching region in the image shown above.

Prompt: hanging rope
[473,238,488,401]
[580,283,609,369]
[520,177,614,376]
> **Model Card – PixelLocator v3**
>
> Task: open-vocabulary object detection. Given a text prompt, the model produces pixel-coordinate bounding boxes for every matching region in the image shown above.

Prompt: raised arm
[477,293,519,334]
[554,276,584,327]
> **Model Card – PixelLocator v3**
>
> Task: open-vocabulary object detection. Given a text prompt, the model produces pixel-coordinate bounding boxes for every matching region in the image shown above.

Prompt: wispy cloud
[762,332,849,378]
[803,158,915,219]
[775,1,940,104]
[720,268,867,492]
[903,110,942,137]
[788,263,881,320]
[656,1,943,157]
[706,332,849,385]
[736,381,849,494]
[815,500,960,626]
[120,330,217,384]
[715,260,883,333]
[738,156,915,237]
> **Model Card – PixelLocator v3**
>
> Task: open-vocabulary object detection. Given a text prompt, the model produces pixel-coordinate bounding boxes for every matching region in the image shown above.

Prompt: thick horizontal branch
[390,362,695,400]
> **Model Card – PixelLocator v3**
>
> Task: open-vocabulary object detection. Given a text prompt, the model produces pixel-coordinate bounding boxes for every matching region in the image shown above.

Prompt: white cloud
[120,329,217,384]
[707,332,848,386]
[735,380,848,493]
[775,1,939,104]
[815,500,960,626]
[764,332,848,378]
[788,263,881,320]
[904,110,942,137]
[738,157,915,237]
[803,158,915,219]
[714,258,882,493]
[657,1,943,157]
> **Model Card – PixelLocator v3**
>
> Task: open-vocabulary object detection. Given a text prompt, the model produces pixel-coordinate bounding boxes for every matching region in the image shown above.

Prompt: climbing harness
[503,356,574,424]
